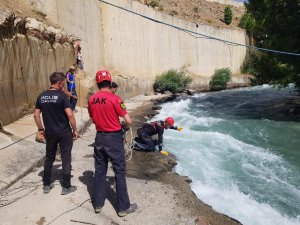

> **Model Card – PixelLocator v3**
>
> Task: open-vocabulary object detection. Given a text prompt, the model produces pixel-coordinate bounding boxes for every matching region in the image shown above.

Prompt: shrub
[153,68,192,94]
[171,10,178,16]
[149,0,160,8]
[209,68,232,91]
[224,6,232,25]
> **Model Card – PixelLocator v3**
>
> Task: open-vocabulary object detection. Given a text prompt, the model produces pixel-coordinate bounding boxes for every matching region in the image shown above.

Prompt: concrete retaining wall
[101,0,248,79]
[32,0,248,78]
[0,0,249,125]
[29,0,104,74]
[0,35,74,125]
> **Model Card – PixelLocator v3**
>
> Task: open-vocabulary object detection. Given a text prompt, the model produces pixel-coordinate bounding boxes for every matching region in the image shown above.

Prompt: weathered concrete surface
[0,34,74,125]
[0,107,90,191]
[30,0,249,95]
[29,0,103,74]
[101,0,248,78]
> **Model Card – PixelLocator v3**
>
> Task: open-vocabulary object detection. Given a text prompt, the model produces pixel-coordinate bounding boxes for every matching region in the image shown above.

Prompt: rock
[195,216,210,225]
[186,89,196,96]
[164,91,173,95]
[182,176,192,184]
[152,105,162,110]
[145,91,153,96]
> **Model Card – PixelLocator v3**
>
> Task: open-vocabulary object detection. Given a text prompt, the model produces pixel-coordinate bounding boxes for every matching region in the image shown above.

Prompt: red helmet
[165,117,174,126]
[95,70,112,84]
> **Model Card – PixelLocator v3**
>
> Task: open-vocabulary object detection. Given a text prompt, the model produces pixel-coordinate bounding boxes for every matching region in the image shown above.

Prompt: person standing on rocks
[34,72,78,195]
[66,66,78,111]
[88,70,137,217]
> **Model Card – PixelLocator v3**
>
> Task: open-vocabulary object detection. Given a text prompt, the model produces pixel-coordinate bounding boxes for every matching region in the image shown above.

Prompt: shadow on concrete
[78,170,118,212]
[38,165,74,187]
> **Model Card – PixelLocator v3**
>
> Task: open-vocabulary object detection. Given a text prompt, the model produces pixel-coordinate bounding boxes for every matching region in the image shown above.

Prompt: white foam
[154,98,223,127]
[163,128,300,225]
[155,92,300,225]
[191,181,300,225]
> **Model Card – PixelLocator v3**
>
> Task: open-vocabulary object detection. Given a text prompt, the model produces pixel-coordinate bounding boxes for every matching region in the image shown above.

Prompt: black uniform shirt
[35,90,72,135]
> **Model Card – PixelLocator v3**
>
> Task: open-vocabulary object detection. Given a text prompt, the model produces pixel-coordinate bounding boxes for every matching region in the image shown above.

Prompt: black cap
[112,82,118,88]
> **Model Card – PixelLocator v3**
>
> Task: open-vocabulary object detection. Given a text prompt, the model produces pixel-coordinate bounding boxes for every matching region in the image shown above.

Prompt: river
[155,85,300,225]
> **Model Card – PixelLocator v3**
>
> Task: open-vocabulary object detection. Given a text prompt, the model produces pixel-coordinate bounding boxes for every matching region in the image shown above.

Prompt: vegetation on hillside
[138,0,245,29]
[153,68,192,94]
[224,6,233,25]
[241,0,300,88]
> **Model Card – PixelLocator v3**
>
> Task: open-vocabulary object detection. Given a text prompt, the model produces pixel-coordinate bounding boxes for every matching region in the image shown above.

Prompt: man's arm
[65,108,78,139]
[66,73,73,84]
[123,114,132,130]
[33,109,44,130]
[170,126,183,131]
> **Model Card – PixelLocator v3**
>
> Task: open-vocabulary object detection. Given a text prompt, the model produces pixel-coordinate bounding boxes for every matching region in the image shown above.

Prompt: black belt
[97,130,122,134]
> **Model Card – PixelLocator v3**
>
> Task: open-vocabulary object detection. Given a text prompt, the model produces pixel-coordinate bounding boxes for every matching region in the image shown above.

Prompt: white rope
[124,127,133,161]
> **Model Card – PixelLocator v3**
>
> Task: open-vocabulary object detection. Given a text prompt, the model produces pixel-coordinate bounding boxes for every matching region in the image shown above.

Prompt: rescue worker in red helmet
[133,117,182,152]
[88,70,137,217]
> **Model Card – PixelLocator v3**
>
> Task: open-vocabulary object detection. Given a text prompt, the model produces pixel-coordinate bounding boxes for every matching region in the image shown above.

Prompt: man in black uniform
[34,72,78,195]
[133,117,182,152]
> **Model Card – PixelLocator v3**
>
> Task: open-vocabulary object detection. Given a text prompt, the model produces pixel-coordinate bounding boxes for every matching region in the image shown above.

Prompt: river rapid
[155,85,300,225]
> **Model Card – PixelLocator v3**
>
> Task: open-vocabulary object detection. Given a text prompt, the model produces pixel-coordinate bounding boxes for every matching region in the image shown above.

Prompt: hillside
[0,0,46,22]
[136,0,245,30]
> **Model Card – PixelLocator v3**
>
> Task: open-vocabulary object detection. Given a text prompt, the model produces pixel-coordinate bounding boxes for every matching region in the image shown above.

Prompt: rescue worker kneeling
[88,70,137,217]
[133,117,183,152]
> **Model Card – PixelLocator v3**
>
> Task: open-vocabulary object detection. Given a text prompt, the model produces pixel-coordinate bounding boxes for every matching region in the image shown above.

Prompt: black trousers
[93,131,130,211]
[68,88,78,111]
[136,128,156,151]
[43,131,73,187]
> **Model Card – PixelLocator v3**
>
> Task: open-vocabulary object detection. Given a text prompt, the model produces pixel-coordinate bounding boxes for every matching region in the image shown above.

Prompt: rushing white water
[153,86,300,225]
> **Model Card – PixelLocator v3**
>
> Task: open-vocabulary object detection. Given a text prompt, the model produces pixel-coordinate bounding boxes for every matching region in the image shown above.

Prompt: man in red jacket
[88,70,137,217]
[133,117,182,152]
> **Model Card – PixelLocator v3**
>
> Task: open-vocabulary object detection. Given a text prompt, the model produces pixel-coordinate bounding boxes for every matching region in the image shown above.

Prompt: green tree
[239,13,255,34]
[244,0,300,87]
[224,6,233,25]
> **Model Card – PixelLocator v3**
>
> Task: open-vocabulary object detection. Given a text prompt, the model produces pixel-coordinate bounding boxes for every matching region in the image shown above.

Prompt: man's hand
[73,131,78,140]
[158,143,163,151]
[177,126,183,131]
[35,131,46,143]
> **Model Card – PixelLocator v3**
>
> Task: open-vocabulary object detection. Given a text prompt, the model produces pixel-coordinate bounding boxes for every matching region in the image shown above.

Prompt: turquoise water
[155,86,300,225]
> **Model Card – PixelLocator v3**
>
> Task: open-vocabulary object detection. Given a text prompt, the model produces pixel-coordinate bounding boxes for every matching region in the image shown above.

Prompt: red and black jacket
[138,120,177,150]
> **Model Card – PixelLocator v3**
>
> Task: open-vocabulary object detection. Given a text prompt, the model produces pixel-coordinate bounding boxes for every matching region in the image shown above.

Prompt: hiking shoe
[94,207,102,214]
[118,203,137,217]
[132,140,137,147]
[43,183,54,194]
[61,185,77,195]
